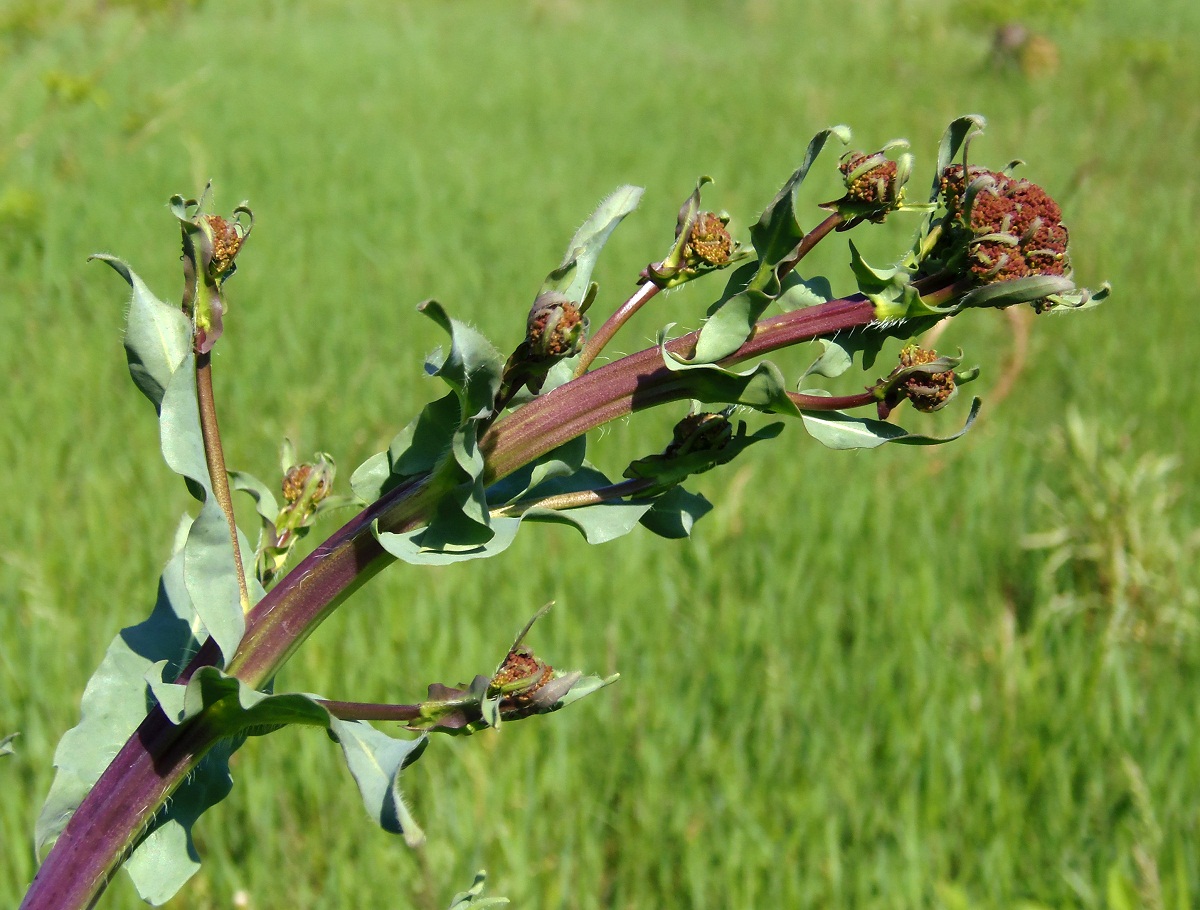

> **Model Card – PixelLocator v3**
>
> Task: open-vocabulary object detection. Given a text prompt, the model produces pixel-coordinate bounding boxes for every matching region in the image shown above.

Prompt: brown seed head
[527,293,586,358]
[939,165,1072,296]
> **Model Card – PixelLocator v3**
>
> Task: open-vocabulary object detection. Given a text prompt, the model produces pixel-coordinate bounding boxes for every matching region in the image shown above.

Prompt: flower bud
[683,211,735,268]
[202,214,247,283]
[875,345,972,418]
[664,410,734,458]
[934,165,1072,311]
[526,291,588,360]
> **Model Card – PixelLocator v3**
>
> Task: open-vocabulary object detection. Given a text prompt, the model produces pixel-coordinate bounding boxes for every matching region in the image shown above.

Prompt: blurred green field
[3,0,1199,907]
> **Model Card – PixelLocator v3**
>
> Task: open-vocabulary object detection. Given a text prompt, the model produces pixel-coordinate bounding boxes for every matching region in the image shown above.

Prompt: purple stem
[20,283,920,910]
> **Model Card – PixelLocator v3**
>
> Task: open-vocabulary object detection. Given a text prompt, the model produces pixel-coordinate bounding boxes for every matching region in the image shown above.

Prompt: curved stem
[573,280,661,377]
[24,280,955,910]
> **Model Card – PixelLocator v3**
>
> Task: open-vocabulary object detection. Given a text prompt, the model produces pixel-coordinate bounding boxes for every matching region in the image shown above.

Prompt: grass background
[2,0,1199,907]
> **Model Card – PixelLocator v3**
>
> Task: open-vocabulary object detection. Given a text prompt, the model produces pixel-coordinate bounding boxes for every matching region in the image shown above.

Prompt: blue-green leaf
[35,525,204,861]
[228,470,280,525]
[541,185,643,305]
[637,486,714,539]
[92,254,191,411]
[420,301,505,422]
[930,115,987,204]
[327,718,429,847]
[749,125,850,269]
[800,396,982,449]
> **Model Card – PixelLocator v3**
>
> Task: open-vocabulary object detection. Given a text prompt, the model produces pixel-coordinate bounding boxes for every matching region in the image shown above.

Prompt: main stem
[22,279,942,910]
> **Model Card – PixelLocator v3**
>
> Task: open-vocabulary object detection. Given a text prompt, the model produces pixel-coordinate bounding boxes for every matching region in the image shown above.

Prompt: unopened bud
[526,291,588,359]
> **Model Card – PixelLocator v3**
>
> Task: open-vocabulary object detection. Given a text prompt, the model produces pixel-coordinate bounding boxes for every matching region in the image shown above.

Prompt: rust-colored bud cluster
[490,646,555,718]
[683,212,734,268]
[893,345,957,412]
[665,411,733,458]
[526,291,587,359]
[939,165,1071,305]
[840,151,901,208]
[203,214,245,281]
[281,463,332,506]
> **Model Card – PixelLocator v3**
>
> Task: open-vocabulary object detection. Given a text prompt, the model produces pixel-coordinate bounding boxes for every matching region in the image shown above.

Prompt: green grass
[3,0,1200,907]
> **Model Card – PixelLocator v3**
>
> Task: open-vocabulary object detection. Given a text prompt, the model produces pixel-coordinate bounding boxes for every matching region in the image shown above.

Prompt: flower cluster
[682,211,735,268]
[840,151,901,209]
[526,291,588,360]
[937,165,1071,309]
[203,214,246,282]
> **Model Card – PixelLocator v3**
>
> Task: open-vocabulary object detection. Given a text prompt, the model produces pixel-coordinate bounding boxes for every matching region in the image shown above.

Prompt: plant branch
[196,351,251,612]
[573,280,661,377]
[491,478,654,517]
[24,278,956,910]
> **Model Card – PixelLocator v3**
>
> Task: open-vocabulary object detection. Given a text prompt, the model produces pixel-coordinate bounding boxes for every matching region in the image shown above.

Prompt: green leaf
[92,254,191,411]
[930,115,987,204]
[420,301,505,422]
[351,392,461,503]
[376,514,524,566]
[122,737,238,904]
[541,185,643,305]
[662,331,801,415]
[689,282,774,364]
[625,422,784,494]
[485,436,588,505]
[327,717,429,847]
[143,664,429,861]
[36,526,204,861]
[749,125,850,269]
[520,469,657,544]
[447,871,509,909]
[638,486,713,539]
[228,470,280,525]
[775,273,833,313]
[799,396,982,449]
[159,354,248,661]
[958,274,1077,309]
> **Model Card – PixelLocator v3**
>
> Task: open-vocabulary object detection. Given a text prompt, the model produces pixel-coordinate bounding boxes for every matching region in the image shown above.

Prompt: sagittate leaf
[799,396,982,449]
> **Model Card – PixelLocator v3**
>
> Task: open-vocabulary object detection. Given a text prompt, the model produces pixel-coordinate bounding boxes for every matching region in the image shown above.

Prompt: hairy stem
[574,280,661,377]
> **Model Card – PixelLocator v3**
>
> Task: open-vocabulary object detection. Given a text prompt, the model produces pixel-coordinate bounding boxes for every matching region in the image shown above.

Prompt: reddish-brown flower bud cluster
[684,212,734,267]
[527,293,586,359]
[939,165,1071,297]
[281,463,332,506]
[841,151,900,207]
[203,214,245,279]
[490,646,554,708]
[894,345,956,412]
[664,411,732,458]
